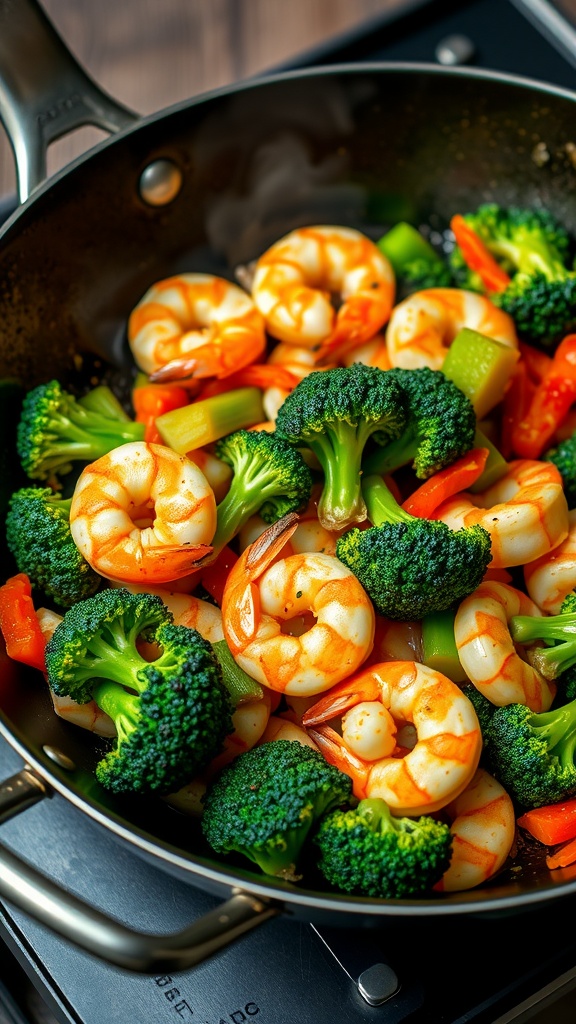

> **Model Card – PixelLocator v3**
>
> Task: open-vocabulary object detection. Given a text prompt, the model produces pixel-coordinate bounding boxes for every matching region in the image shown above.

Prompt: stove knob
[435,34,476,66]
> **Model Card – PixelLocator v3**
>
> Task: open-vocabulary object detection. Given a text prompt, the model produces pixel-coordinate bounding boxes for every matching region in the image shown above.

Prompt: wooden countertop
[0,0,575,198]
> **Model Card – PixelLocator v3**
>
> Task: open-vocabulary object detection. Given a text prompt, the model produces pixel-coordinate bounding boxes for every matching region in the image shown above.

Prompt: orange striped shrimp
[342,333,392,371]
[434,769,516,892]
[221,514,375,696]
[524,508,576,614]
[127,273,266,379]
[302,661,482,816]
[251,225,395,358]
[119,584,225,643]
[69,441,216,585]
[386,288,518,370]
[263,341,336,421]
[454,581,556,711]
[434,459,569,568]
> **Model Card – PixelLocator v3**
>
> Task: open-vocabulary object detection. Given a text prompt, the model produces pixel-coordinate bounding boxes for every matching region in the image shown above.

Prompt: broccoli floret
[488,699,576,808]
[201,739,353,880]
[450,204,576,347]
[544,433,576,508]
[313,797,452,898]
[274,363,407,531]
[461,683,497,757]
[211,429,313,551]
[45,588,233,794]
[398,256,454,297]
[17,380,145,483]
[335,474,492,620]
[5,486,101,607]
[509,590,576,699]
[362,366,477,480]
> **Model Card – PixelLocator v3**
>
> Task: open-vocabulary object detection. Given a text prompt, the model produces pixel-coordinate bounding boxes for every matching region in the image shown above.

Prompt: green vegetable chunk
[314,797,453,898]
[201,739,353,880]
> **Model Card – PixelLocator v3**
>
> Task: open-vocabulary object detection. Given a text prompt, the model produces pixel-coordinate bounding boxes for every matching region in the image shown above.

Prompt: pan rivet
[435,34,476,66]
[139,159,183,206]
[43,746,76,771]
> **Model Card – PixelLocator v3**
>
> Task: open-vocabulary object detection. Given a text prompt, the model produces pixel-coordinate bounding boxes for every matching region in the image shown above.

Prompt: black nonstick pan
[1,0,576,975]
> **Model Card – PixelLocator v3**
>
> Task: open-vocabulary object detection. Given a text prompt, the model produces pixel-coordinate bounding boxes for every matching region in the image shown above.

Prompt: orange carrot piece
[402,447,489,518]
[450,215,512,293]
[518,341,553,385]
[0,573,47,672]
[511,334,576,459]
[133,383,190,444]
[546,836,576,870]
[518,797,576,846]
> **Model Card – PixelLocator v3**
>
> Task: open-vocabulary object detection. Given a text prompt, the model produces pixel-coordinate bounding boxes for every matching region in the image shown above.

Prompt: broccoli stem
[91,681,140,741]
[156,387,264,454]
[70,630,152,692]
[362,474,412,527]
[310,421,378,528]
[511,614,576,679]
[211,458,291,552]
[211,639,263,704]
[530,704,576,769]
[77,385,132,422]
[421,609,467,683]
[362,428,420,478]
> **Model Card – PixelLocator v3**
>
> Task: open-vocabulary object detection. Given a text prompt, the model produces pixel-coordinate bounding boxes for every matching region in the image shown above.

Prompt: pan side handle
[0,0,138,203]
[0,768,280,972]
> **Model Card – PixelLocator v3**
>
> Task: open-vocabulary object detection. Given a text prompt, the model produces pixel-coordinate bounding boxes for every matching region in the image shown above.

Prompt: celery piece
[469,426,509,493]
[156,386,264,453]
[377,222,444,274]
[211,639,263,705]
[421,609,467,684]
[442,327,519,420]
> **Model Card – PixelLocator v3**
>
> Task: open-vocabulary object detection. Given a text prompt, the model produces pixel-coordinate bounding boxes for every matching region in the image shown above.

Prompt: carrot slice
[402,447,489,518]
[546,836,576,870]
[450,214,512,293]
[0,573,47,672]
[511,334,576,459]
[517,797,576,846]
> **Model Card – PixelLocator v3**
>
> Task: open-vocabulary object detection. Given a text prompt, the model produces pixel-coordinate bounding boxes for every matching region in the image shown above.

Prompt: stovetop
[1,2,576,1023]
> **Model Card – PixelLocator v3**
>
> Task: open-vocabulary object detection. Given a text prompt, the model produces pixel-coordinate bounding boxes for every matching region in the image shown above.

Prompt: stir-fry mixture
[3,207,576,899]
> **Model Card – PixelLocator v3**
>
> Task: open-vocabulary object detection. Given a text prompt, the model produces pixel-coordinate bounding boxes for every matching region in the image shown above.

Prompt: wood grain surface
[0,0,575,198]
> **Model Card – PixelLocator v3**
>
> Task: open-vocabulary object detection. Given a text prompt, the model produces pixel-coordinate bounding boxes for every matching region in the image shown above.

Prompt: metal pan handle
[0,767,280,971]
[0,0,138,203]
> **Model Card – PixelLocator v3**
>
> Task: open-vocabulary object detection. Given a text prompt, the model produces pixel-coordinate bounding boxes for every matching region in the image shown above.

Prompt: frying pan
[1,0,576,975]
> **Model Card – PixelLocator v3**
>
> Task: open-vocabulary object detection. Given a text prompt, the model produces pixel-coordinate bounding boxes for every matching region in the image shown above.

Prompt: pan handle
[0,0,138,203]
[0,767,280,972]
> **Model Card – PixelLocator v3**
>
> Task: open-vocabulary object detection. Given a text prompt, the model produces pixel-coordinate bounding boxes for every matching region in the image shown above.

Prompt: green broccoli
[201,739,353,880]
[544,433,576,509]
[377,221,453,299]
[449,204,576,348]
[210,429,313,551]
[509,590,576,699]
[488,698,576,808]
[16,380,145,483]
[335,474,492,620]
[313,797,453,898]
[45,588,233,794]
[5,486,101,607]
[274,363,407,531]
[361,366,477,480]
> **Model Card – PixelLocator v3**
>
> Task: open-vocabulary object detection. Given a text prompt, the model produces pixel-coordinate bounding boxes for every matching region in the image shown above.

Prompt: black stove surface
[1,2,576,1023]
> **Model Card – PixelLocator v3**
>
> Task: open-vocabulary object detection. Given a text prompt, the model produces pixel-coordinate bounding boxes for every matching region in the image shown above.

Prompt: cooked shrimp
[454,581,556,711]
[386,288,518,370]
[434,459,569,568]
[239,486,345,558]
[342,333,392,371]
[120,584,225,643]
[69,441,216,585]
[303,661,482,816]
[524,508,576,614]
[434,769,516,892]
[251,225,395,357]
[127,273,266,379]
[259,715,320,749]
[263,342,336,421]
[221,514,375,696]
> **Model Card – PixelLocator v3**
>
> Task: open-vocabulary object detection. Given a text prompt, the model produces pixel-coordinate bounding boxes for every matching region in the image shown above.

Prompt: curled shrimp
[127,273,266,379]
[263,341,336,422]
[386,288,518,370]
[120,584,225,643]
[251,225,395,358]
[434,769,516,892]
[221,514,375,696]
[454,581,556,711]
[303,661,482,816]
[69,441,216,585]
[434,459,569,568]
[524,508,576,614]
